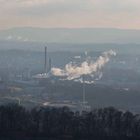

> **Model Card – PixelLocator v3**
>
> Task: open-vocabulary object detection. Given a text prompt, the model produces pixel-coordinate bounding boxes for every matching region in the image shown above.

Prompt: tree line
[0,103,140,140]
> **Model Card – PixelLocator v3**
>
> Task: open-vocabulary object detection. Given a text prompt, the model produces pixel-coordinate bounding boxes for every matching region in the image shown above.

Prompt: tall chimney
[49,58,52,72]
[44,46,47,73]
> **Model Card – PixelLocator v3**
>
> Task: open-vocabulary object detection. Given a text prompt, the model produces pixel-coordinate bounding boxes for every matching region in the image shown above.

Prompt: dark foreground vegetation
[0,104,140,140]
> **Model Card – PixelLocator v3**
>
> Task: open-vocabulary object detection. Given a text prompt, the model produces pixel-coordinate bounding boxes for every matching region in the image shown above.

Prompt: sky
[0,0,140,29]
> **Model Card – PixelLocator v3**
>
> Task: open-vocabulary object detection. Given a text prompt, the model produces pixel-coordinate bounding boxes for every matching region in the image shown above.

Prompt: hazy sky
[0,0,140,29]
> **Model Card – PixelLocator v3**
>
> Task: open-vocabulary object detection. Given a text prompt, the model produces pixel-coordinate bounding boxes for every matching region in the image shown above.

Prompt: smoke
[51,50,116,82]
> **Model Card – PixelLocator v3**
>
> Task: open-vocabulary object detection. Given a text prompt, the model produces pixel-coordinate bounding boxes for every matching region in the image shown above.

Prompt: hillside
[0,27,140,44]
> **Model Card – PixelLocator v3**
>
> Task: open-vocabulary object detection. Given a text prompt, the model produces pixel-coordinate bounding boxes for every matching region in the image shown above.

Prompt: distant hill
[0,27,140,44]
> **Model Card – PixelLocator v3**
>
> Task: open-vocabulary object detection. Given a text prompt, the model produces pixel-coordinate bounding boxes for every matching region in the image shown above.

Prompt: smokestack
[44,46,47,73]
[49,58,52,72]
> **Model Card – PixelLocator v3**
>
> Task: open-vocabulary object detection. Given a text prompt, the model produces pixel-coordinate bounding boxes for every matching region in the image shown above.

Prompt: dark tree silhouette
[0,104,139,140]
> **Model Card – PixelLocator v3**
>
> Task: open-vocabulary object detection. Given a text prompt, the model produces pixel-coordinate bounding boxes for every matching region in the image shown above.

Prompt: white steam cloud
[51,50,116,81]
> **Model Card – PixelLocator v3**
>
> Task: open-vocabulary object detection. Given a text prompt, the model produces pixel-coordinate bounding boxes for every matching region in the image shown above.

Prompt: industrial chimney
[44,46,47,73]
[48,58,52,72]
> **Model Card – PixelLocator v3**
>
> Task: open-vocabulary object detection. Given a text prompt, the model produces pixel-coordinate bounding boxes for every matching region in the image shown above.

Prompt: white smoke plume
[51,50,116,81]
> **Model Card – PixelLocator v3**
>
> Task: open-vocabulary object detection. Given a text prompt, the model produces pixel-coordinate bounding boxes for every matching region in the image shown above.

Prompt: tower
[82,75,86,105]
[81,75,91,111]
[48,58,52,72]
[44,46,47,73]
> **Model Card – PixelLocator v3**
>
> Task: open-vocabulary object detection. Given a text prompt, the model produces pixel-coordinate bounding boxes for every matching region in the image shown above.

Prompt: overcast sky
[0,0,140,29]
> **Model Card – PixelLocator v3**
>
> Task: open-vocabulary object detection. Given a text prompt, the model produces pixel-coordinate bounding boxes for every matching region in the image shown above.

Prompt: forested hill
[0,104,140,140]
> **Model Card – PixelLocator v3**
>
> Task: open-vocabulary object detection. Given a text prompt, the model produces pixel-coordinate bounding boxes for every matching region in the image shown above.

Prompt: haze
[0,0,140,29]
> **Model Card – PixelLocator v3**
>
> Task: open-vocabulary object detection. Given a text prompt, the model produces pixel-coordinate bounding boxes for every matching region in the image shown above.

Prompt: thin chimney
[44,46,47,73]
[49,58,52,72]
